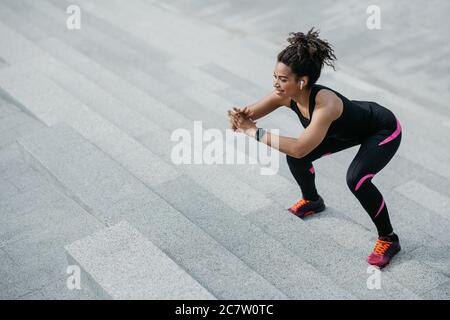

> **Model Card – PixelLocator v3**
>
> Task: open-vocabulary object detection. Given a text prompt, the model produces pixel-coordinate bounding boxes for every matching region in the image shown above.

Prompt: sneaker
[288,195,326,218]
[367,234,401,269]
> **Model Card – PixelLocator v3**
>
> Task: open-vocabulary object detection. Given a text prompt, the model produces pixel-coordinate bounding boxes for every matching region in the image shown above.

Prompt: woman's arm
[238,90,291,120]
[258,104,336,158]
[233,91,341,158]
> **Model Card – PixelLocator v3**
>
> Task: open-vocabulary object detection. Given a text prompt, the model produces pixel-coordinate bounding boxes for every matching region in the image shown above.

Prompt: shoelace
[373,239,392,255]
[291,198,311,210]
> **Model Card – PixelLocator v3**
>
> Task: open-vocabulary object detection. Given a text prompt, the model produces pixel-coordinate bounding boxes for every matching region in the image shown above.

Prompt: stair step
[0,176,20,203]
[0,156,105,299]
[0,55,274,221]
[0,1,48,43]
[36,38,190,132]
[390,183,450,245]
[394,180,450,223]
[62,0,272,92]
[5,0,284,137]
[17,123,159,224]
[2,53,272,214]
[155,175,356,299]
[0,20,45,64]
[420,280,450,300]
[17,122,287,299]
[382,251,450,296]
[0,64,180,188]
[0,6,282,215]
[245,203,421,299]
[65,220,216,299]
[0,102,22,118]
[408,239,450,277]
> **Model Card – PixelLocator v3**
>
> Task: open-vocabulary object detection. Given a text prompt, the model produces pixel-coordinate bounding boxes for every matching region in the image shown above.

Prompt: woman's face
[273,62,303,97]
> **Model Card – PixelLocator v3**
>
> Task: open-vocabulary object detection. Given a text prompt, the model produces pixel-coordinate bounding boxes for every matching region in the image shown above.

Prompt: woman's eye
[273,75,286,82]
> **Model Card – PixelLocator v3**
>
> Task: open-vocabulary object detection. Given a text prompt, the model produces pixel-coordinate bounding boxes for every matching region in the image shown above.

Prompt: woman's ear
[299,77,309,90]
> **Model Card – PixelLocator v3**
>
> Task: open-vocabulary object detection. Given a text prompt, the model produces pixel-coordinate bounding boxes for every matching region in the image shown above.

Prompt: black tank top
[289,84,395,144]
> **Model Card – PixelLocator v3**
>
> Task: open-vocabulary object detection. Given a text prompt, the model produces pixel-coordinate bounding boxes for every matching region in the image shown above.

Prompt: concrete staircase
[0,0,449,299]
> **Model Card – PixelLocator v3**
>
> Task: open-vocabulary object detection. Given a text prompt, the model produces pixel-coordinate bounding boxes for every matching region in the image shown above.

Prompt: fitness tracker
[256,128,267,142]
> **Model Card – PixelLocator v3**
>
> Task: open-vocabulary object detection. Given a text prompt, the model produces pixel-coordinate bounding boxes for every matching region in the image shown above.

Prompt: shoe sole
[290,203,326,219]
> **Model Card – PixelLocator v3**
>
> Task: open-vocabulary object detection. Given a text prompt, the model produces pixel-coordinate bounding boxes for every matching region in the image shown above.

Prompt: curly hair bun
[277,27,336,85]
[287,27,336,70]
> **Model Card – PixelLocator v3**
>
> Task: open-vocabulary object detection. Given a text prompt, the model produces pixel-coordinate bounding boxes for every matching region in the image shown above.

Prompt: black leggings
[286,116,402,237]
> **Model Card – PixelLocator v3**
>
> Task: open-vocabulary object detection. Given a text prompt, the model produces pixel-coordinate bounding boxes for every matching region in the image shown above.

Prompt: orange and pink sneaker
[367,234,401,268]
[288,195,326,218]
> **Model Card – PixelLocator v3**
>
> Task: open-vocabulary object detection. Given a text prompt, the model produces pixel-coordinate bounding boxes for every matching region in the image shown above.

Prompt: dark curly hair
[277,27,336,86]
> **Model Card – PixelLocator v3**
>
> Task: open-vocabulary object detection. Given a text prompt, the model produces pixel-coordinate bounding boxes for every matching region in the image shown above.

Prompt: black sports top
[289,84,393,145]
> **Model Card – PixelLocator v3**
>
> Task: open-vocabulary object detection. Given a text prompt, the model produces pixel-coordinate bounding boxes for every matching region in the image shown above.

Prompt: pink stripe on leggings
[355,174,375,191]
[378,116,402,146]
[374,198,385,219]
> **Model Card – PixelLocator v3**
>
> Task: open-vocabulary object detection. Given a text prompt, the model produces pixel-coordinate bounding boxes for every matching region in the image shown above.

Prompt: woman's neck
[292,86,312,109]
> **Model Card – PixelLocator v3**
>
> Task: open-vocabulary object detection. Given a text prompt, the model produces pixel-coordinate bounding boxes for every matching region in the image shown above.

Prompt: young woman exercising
[228,28,402,268]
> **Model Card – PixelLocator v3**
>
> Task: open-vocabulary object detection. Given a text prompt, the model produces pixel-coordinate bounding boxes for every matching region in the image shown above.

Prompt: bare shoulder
[314,88,343,121]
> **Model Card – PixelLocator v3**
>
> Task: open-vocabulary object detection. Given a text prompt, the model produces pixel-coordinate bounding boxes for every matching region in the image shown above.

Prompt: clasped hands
[227,106,258,138]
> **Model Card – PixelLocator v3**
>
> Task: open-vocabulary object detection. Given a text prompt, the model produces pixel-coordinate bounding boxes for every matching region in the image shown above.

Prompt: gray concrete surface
[0,0,449,299]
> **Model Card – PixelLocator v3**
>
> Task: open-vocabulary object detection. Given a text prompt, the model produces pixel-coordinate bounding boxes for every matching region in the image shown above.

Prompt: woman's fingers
[234,106,252,117]
[231,116,239,127]
[232,107,242,116]
[228,110,237,117]
[229,112,243,122]
[228,108,252,132]
[229,107,252,119]
[228,110,238,122]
